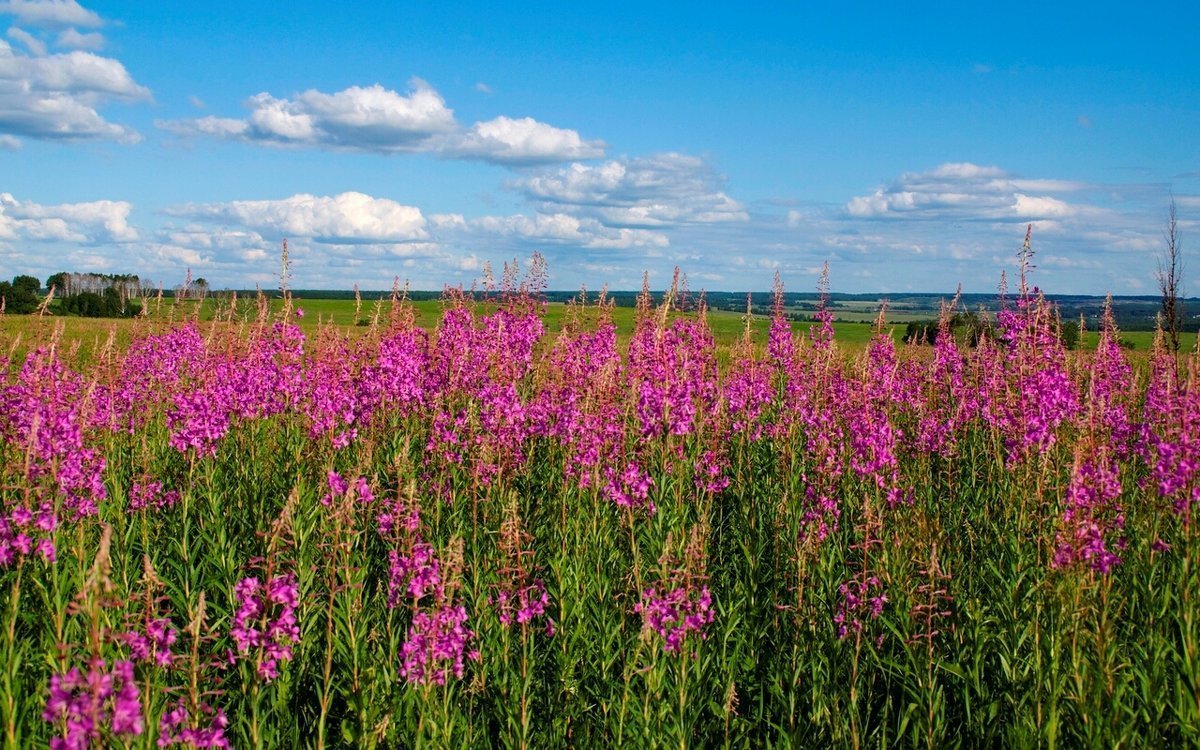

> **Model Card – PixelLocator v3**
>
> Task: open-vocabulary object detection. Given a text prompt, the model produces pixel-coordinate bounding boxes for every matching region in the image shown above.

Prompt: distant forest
[227,288,1197,332]
[2,271,1195,332]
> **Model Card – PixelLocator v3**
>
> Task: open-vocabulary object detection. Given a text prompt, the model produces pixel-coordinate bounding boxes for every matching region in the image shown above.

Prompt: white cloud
[0,192,137,242]
[0,132,18,148]
[1013,194,1073,219]
[145,243,208,268]
[161,81,455,151]
[0,38,148,142]
[514,153,748,227]
[6,25,44,55]
[157,80,604,165]
[54,26,102,50]
[159,115,246,139]
[167,192,429,244]
[469,212,668,249]
[845,162,1089,220]
[1040,254,1102,269]
[0,43,147,97]
[448,116,604,164]
[0,1,102,29]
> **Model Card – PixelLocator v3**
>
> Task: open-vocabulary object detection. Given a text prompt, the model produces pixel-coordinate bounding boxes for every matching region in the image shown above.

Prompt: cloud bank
[159,79,605,165]
[0,2,147,144]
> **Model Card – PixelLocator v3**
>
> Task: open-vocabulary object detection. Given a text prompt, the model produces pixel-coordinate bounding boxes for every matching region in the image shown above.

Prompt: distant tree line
[0,275,42,314]
[904,312,997,348]
[901,312,1140,350]
[46,272,147,318]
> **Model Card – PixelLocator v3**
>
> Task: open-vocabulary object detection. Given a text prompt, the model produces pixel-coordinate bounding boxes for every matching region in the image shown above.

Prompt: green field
[2,296,892,366]
[4,294,1191,372]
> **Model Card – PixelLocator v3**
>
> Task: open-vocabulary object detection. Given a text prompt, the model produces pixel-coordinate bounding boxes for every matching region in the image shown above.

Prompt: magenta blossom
[399,603,480,686]
[229,573,301,681]
[43,658,143,750]
[635,584,714,654]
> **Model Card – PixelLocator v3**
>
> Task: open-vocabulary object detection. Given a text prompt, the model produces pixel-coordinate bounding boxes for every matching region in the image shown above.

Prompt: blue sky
[1,0,1197,293]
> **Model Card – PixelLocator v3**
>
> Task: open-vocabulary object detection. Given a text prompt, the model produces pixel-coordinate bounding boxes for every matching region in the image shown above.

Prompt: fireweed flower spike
[158,700,230,749]
[833,576,888,640]
[637,526,715,654]
[229,574,301,681]
[124,616,178,668]
[43,658,144,749]
[399,603,480,686]
[635,584,715,654]
[491,502,555,633]
[394,537,480,686]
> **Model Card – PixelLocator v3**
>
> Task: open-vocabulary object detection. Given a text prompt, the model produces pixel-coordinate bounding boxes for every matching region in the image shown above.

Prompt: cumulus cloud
[167,192,429,244]
[513,153,748,227]
[468,212,668,249]
[447,116,604,164]
[0,1,102,29]
[0,42,146,97]
[0,191,137,243]
[0,33,148,143]
[845,162,1091,221]
[753,161,1181,294]
[157,80,603,165]
[54,26,102,50]
[7,25,44,55]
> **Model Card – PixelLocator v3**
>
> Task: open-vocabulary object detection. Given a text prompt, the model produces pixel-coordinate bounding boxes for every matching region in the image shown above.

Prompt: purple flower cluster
[373,327,430,416]
[321,471,373,507]
[399,603,480,686]
[629,318,717,439]
[1053,458,1126,574]
[0,501,57,566]
[229,573,301,681]
[993,292,1080,464]
[635,583,715,654]
[92,324,205,434]
[380,501,480,686]
[0,348,107,518]
[492,579,553,634]
[1140,336,1200,515]
[158,699,229,748]
[127,480,180,513]
[693,450,731,494]
[302,333,369,449]
[603,461,655,514]
[43,659,143,750]
[833,576,887,640]
[124,617,178,667]
[917,312,970,457]
[387,542,443,606]
[166,323,307,456]
[724,352,773,439]
[767,275,795,372]
[527,318,624,488]
[1087,306,1135,452]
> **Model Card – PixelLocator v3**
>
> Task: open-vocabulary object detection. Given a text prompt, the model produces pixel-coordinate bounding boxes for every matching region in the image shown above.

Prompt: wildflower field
[2,262,1199,749]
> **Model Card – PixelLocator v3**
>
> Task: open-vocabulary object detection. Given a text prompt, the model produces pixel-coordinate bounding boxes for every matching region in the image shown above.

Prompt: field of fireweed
[0,261,1198,749]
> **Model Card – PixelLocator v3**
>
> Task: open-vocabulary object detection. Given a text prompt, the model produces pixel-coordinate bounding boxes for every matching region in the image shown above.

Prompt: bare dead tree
[1157,197,1184,354]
